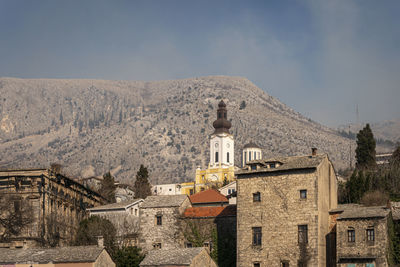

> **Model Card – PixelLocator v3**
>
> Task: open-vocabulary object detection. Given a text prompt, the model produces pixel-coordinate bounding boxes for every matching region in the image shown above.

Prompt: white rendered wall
[242,147,262,167]
[209,133,234,168]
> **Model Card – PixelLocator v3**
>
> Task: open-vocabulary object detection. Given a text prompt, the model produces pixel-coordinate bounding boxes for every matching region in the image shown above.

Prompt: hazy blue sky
[0,0,399,127]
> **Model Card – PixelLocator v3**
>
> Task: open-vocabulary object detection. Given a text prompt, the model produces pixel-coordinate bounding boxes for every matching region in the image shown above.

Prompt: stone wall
[336,217,389,267]
[139,198,191,252]
[236,158,337,267]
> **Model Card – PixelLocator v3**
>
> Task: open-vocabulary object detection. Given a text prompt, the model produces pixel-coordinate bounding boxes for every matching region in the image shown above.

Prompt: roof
[141,194,188,208]
[237,154,327,175]
[139,247,207,266]
[88,199,142,212]
[183,205,236,218]
[332,204,390,220]
[189,189,228,204]
[243,142,261,149]
[0,246,104,264]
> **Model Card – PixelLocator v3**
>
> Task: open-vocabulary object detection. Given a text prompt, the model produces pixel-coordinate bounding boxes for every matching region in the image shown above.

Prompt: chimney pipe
[312,148,317,156]
[96,236,104,248]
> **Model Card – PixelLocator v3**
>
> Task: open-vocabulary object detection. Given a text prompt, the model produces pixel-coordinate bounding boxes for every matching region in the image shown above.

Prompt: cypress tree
[100,172,116,203]
[355,124,376,170]
[133,165,152,199]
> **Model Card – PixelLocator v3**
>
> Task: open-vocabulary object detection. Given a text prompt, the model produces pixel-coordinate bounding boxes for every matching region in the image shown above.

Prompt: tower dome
[212,100,231,134]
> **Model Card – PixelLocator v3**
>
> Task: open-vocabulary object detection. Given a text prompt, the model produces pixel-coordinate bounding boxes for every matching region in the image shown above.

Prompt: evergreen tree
[74,216,116,255]
[133,165,152,199]
[100,172,116,203]
[113,246,145,267]
[355,124,376,170]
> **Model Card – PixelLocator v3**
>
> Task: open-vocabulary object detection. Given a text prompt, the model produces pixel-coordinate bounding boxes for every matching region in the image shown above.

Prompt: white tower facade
[242,143,262,167]
[209,100,234,168]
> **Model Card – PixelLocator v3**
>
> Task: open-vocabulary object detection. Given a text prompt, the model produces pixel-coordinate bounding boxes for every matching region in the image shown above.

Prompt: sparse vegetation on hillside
[0,76,384,185]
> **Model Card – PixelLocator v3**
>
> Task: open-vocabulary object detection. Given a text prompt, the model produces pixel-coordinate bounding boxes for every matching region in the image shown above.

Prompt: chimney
[96,236,104,248]
[312,148,317,156]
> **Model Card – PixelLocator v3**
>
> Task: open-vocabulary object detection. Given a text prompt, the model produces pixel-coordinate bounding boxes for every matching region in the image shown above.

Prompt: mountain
[338,120,400,149]
[0,76,355,184]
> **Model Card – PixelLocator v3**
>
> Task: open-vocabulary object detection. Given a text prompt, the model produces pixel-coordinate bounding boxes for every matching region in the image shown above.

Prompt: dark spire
[212,100,231,134]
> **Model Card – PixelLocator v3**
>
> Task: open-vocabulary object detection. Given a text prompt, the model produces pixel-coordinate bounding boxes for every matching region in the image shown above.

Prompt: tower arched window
[254,152,257,160]
[227,152,230,163]
[215,152,219,163]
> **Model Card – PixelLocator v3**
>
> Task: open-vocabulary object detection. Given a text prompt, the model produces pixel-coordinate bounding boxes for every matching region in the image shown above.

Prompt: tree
[101,172,116,203]
[74,216,117,254]
[355,124,376,170]
[113,246,145,267]
[0,193,33,241]
[133,165,151,199]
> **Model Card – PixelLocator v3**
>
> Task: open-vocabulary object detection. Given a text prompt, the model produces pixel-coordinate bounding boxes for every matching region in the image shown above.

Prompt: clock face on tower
[215,143,218,148]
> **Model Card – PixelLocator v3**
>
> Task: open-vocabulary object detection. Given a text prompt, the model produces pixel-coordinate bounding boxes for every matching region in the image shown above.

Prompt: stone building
[139,247,217,267]
[139,194,191,252]
[0,168,104,248]
[181,205,236,267]
[88,199,143,246]
[331,204,391,267]
[0,245,115,266]
[236,151,337,267]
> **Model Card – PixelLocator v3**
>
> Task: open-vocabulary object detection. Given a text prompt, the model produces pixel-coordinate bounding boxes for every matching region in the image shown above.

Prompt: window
[189,189,194,195]
[135,209,138,216]
[253,192,261,202]
[367,228,375,242]
[298,225,308,243]
[249,152,252,161]
[300,190,307,199]
[227,152,230,163]
[347,229,355,242]
[251,165,257,170]
[253,263,260,267]
[252,227,262,246]
[270,163,276,168]
[224,112,227,119]
[258,152,260,159]
[215,152,219,162]
[281,261,289,267]
[186,242,192,248]
[366,264,374,267]
[218,113,222,119]
[156,215,162,226]
[244,152,247,163]
[254,152,257,160]
[169,188,172,191]
[228,189,232,194]
[153,243,162,249]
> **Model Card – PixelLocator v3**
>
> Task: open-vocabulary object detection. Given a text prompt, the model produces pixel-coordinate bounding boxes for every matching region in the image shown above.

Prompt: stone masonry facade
[236,154,337,267]
[337,216,389,266]
[139,196,191,252]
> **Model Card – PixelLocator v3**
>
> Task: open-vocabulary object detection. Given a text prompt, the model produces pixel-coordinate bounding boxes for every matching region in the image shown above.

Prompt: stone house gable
[139,194,191,252]
[333,204,390,267]
[236,153,337,267]
[139,247,217,267]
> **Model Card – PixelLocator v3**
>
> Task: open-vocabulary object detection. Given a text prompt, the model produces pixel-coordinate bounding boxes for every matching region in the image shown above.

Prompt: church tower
[192,100,236,193]
[209,100,234,168]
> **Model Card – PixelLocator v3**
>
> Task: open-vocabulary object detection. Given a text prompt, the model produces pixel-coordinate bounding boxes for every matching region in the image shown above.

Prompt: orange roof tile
[183,205,236,218]
[189,189,228,204]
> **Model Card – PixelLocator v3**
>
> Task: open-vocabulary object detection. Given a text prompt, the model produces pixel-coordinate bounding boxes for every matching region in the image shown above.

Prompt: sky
[0,0,399,127]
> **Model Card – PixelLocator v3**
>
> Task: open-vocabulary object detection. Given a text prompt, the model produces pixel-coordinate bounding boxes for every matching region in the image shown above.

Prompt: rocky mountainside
[0,76,355,184]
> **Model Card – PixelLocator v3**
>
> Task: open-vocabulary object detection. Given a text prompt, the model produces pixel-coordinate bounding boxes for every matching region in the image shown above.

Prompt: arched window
[215,152,219,162]
[227,152,230,163]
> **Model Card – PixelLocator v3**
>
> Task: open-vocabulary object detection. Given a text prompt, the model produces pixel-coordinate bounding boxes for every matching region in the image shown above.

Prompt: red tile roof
[189,189,228,204]
[183,205,236,218]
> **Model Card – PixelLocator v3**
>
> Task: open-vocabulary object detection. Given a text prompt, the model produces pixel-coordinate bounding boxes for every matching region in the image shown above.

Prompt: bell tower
[209,100,234,168]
